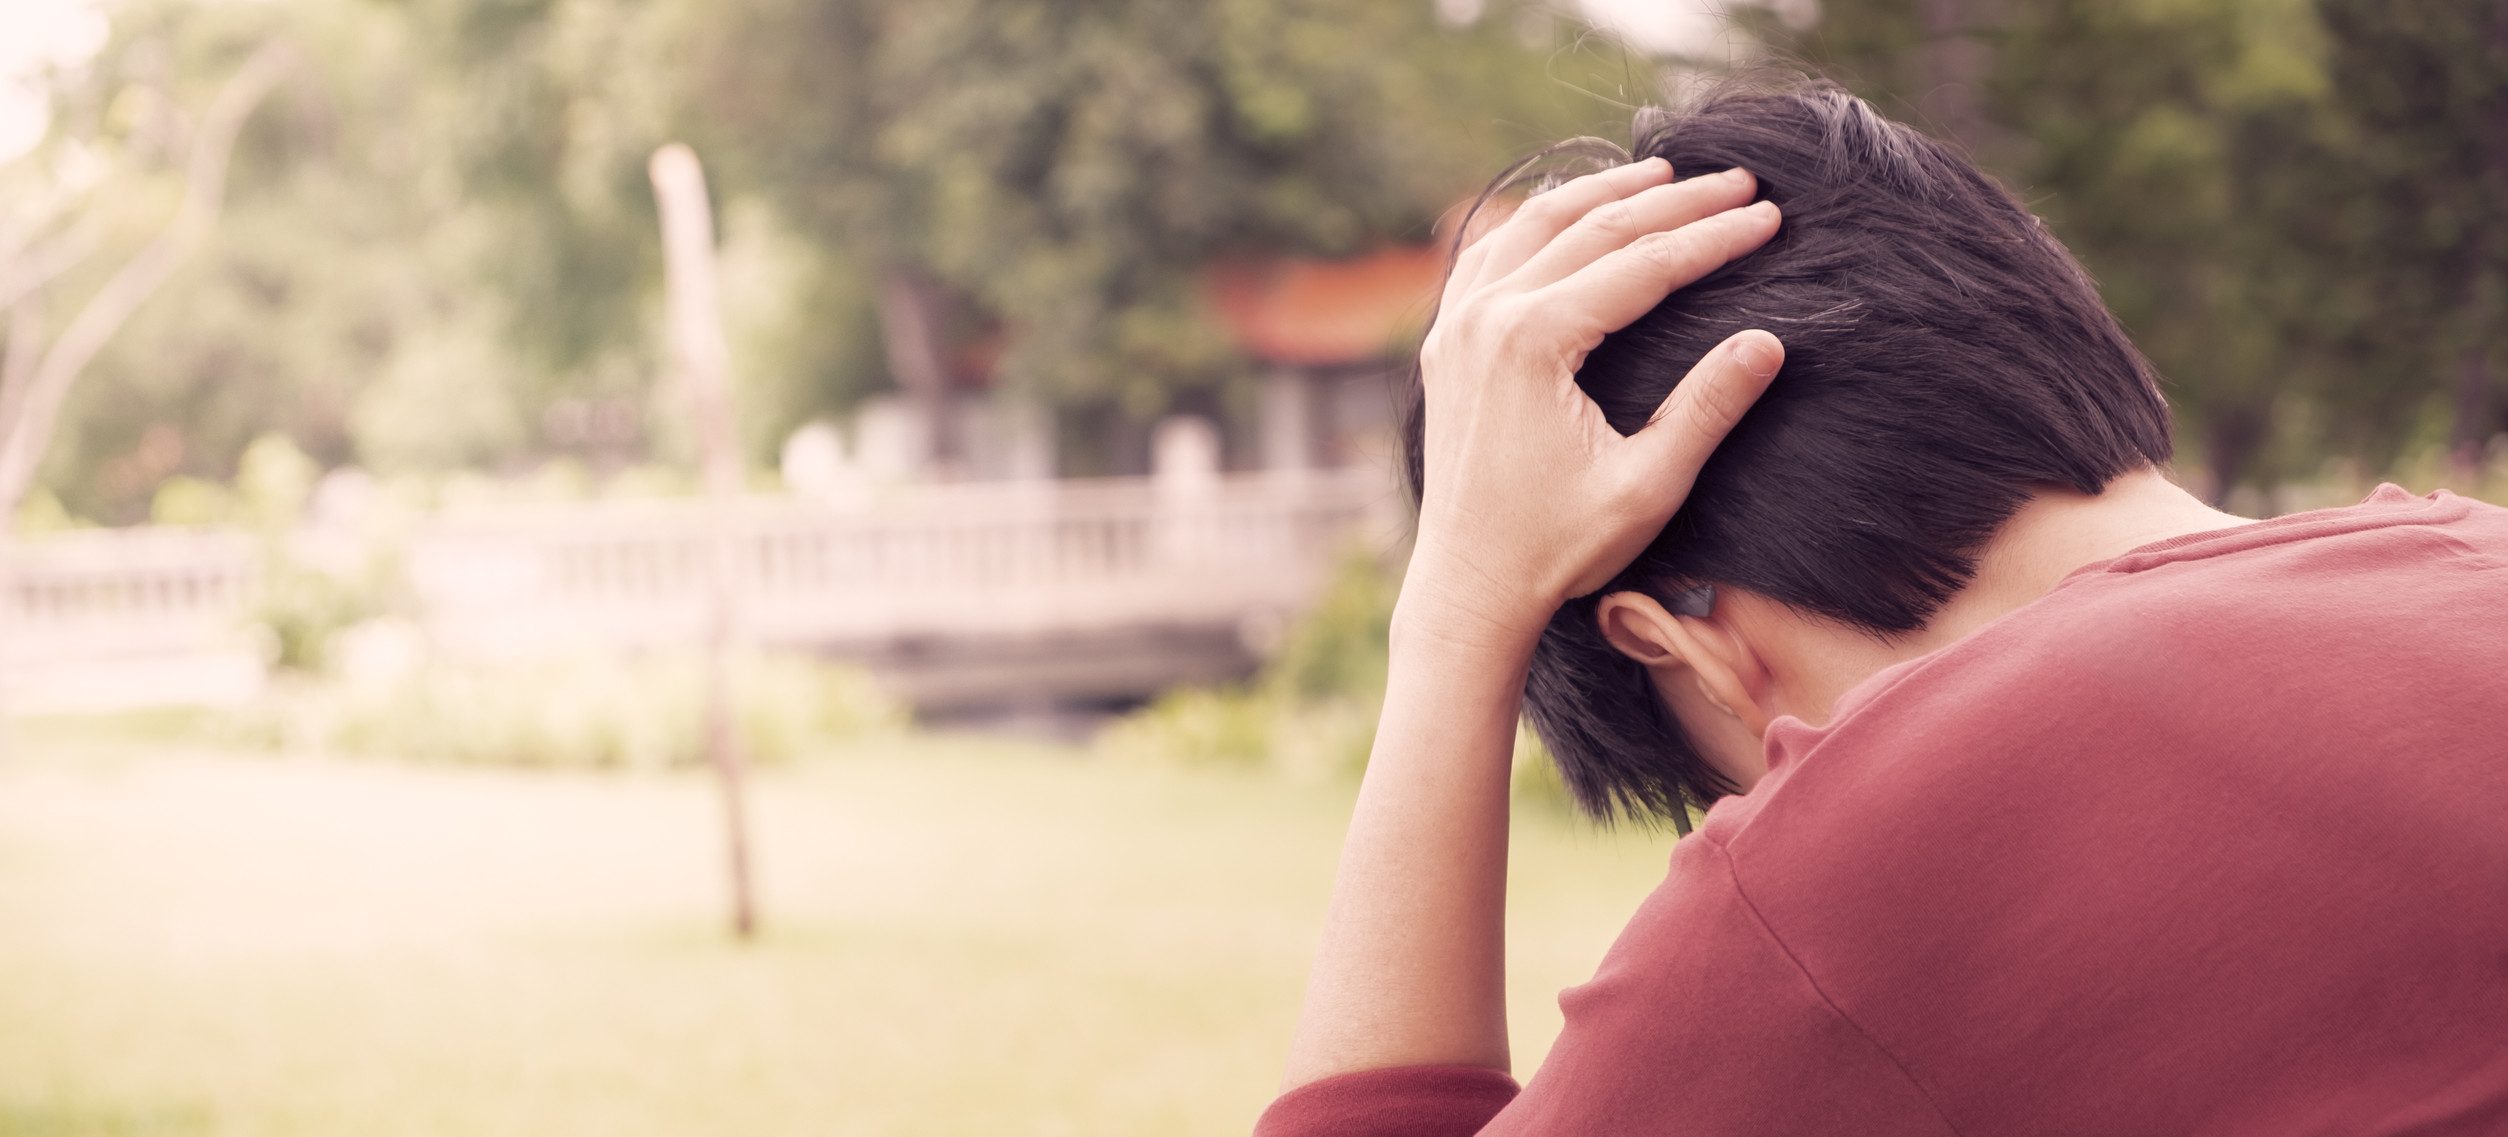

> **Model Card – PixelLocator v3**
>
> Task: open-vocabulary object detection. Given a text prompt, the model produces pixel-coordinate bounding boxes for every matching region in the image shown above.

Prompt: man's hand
[1277,157,1784,1095]
[1406,157,1784,645]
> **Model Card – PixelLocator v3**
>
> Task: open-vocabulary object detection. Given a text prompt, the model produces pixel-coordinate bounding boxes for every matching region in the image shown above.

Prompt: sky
[0,0,106,161]
[1580,0,1761,56]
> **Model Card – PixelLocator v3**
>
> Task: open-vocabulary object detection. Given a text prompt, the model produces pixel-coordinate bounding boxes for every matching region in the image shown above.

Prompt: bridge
[0,469,1405,715]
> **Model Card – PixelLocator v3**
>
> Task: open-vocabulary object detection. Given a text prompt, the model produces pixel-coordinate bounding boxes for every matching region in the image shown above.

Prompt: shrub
[1099,543,1584,811]
[245,650,904,770]
[1098,545,1392,780]
[1263,545,1396,704]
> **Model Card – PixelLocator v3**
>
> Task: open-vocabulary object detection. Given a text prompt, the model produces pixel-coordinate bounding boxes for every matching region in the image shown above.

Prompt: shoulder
[1503,828,1951,1135]
[1696,544,2261,865]
[1700,484,2508,896]
[1738,487,2506,815]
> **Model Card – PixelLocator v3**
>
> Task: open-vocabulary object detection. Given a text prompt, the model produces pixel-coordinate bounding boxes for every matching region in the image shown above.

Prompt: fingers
[1536,200,1781,346]
[1503,168,1759,293]
[1631,330,1785,477]
[1450,157,1673,300]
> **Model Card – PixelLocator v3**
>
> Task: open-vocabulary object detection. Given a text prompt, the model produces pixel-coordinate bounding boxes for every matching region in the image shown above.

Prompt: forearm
[1267,152,1781,1101]
[1278,574,1542,1089]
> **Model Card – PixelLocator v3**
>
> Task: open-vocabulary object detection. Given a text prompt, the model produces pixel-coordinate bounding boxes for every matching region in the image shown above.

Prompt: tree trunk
[2449,344,2495,482]
[2204,409,2265,508]
[0,43,290,512]
[2457,0,2508,482]
[1917,0,1990,153]
[0,306,35,760]
[0,517,14,761]
[651,142,759,942]
[0,43,290,757]
[876,270,959,478]
[0,214,100,316]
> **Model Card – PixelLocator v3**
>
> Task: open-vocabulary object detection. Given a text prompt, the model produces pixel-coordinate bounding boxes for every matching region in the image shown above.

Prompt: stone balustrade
[1,469,1403,712]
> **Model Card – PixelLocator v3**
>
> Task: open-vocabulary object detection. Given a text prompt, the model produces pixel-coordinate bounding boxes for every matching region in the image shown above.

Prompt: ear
[1595,589,1775,736]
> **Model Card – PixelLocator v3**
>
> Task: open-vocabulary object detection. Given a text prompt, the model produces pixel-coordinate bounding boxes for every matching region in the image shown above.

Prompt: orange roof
[1204,245,1447,366]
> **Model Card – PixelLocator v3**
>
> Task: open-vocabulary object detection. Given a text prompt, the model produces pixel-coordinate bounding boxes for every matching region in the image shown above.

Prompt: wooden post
[649,143,759,941]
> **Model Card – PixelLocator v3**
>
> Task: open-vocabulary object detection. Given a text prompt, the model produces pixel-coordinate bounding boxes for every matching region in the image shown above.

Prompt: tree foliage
[1778,0,2508,497]
[8,0,2504,518]
[14,0,1639,515]
[676,0,1639,454]
[2311,0,2508,465]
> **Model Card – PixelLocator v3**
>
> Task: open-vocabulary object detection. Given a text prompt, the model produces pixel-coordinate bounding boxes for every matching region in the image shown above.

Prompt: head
[1400,76,2174,826]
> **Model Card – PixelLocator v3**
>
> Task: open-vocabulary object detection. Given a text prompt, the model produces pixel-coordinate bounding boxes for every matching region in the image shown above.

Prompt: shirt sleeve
[1252,1065,1519,1137]
[1252,830,1954,1137]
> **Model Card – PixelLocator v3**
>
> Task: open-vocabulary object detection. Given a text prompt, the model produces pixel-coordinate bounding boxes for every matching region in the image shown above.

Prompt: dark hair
[1400,76,2174,826]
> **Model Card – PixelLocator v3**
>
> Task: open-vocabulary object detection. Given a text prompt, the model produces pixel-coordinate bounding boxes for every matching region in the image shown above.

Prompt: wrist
[1391,552,1553,662]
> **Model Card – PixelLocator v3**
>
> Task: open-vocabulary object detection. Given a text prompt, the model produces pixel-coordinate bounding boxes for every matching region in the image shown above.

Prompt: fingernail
[1718,167,1752,184]
[1732,334,1774,373]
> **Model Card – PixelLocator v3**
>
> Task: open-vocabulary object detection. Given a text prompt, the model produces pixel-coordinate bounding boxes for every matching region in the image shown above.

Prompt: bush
[1098,545,1392,781]
[1096,682,1384,782]
[244,650,905,770]
[1099,543,1584,812]
[1263,545,1395,704]
[255,560,386,674]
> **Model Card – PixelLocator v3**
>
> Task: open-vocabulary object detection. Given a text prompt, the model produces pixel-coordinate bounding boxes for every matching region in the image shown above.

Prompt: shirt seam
[1704,829,1968,1137]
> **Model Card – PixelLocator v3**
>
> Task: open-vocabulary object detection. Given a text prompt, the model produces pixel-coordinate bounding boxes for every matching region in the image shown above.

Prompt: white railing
[1,470,1405,704]
[0,527,267,713]
[410,469,1399,653]
[2,527,259,657]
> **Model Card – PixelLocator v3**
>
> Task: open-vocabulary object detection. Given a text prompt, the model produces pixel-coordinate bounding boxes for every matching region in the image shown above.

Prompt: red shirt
[1259,486,2508,1137]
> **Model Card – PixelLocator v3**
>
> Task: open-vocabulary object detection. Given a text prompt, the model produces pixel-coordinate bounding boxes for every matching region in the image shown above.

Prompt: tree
[1779,0,2349,499]
[1,40,291,517]
[2313,0,2508,476]
[677,0,1638,471]
[0,36,288,740]
[15,0,686,520]
[22,0,1641,498]
[24,2,492,519]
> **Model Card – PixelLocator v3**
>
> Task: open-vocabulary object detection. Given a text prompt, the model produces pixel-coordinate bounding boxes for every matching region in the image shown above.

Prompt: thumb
[1634,330,1784,475]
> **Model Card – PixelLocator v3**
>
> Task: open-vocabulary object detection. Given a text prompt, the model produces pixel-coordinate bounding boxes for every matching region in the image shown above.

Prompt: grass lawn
[0,727,1676,1137]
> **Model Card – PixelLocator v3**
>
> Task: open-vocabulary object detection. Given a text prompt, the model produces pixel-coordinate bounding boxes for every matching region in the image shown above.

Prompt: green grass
[0,729,1675,1137]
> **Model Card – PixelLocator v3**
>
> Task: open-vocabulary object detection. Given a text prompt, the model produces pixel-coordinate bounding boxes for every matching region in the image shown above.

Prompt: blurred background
[0,0,2501,1134]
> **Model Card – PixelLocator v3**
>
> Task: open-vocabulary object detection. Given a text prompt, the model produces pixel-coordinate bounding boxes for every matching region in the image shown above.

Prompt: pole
[649,143,758,941]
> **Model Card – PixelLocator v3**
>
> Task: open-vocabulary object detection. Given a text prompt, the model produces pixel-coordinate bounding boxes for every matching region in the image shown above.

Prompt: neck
[1770,468,2251,725]
[1913,468,2250,650]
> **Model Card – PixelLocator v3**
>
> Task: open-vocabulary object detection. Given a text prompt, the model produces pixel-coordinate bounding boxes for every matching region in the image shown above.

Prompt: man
[1257,78,2508,1135]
